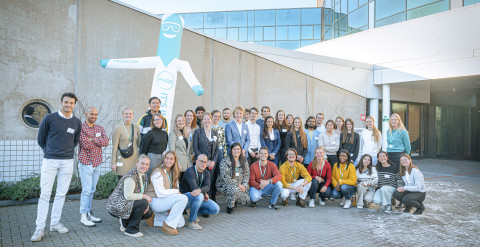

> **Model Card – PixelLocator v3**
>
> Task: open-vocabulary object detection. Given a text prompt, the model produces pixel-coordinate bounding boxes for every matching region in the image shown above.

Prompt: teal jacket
[386,129,411,154]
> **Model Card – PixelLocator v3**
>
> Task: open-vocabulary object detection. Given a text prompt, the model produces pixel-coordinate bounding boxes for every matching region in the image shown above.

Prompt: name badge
[388,144,393,148]
[293,179,297,182]
[235,172,240,176]
[96,133,101,137]
[332,141,335,145]
[67,128,75,134]
[243,130,247,134]
[116,162,123,167]
[282,129,287,132]
[179,135,184,140]
[213,136,217,141]
[384,174,390,178]
[315,137,318,140]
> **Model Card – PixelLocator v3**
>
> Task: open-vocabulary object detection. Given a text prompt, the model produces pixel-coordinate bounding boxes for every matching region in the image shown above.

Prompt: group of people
[30,93,427,242]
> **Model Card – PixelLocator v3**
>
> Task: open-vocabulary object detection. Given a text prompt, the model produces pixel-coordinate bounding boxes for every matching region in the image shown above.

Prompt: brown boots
[162,222,178,236]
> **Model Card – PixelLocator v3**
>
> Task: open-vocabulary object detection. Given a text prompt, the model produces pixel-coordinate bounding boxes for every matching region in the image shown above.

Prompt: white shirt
[359,129,382,157]
[268,129,275,141]
[246,120,261,151]
[150,169,179,197]
[58,110,73,119]
[235,121,243,136]
[316,125,326,135]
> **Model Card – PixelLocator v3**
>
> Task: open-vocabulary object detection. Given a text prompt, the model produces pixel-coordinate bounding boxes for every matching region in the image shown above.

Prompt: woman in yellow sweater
[331,149,357,209]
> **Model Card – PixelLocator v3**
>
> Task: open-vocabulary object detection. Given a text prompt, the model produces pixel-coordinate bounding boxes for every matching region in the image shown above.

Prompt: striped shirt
[376,165,401,189]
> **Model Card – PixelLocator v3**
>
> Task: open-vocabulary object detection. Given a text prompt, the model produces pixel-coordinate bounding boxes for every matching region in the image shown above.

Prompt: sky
[116,0,318,15]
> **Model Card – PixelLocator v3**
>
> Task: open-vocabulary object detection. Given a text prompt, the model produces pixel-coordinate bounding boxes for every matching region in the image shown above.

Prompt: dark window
[22,101,51,128]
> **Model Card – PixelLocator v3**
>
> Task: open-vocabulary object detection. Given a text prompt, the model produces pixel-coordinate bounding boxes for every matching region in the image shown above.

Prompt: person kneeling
[217,143,251,214]
[249,147,283,210]
[106,155,153,237]
[179,154,220,230]
[355,154,378,209]
[145,151,188,235]
[331,150,357,209]
[306,147,332,207]
[279,148,312,208]
[393,154,426,215]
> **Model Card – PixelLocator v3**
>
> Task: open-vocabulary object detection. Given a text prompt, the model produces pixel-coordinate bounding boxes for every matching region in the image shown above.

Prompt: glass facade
[464,0,480,6]
[178,0,451,50]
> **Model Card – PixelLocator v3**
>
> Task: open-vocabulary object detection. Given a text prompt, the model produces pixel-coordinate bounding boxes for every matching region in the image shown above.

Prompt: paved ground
[1,159,479,247]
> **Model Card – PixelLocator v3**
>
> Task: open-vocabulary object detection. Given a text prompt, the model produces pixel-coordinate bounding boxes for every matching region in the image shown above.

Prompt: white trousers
[280,179,311,200]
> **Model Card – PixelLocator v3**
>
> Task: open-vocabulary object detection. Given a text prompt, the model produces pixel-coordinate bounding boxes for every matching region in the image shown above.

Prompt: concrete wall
[1,0,366,141]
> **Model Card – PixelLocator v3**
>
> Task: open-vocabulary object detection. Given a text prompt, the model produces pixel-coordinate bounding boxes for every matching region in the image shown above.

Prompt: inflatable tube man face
[157,14,184,66]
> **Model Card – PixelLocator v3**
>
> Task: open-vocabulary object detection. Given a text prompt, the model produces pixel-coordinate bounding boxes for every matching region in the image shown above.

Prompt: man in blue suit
[225,106,250,157]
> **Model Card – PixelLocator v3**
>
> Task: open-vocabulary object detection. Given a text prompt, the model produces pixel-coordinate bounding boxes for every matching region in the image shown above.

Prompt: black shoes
[201,214,210,218]
[403,206,412,213]
[226,207,234,214]
[413,208,424,215]
[269,203,280,210]
[251,201,257,207]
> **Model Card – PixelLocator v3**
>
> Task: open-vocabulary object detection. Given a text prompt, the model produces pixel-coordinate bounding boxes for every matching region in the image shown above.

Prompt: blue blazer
[225,121,250,154]
[192,128,219,162]
[260,129,281,156]
[304,128,320,165]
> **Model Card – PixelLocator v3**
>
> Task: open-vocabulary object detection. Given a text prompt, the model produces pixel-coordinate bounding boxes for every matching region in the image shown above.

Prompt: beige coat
[168,128,193,172]
[111,123,141,176]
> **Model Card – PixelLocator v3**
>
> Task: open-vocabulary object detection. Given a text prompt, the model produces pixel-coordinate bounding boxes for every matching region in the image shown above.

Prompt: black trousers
[327,154,338,167]
[393,191,426,210]
[279,147,286,165]
[387,152,403,167]
[122,199,153,234]
[248,148,259,165]
[308,179,332,200]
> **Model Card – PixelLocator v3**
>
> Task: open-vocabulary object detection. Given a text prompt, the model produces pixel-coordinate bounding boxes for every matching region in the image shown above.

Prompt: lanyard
[122,123,131,142]
[390,129,399,143]
[259,163,267,178]
[316,161,325,178]
[195,168,203,188]
[339,164,349,180]
[288,165,296,181]
[166,170,172,189]
[139,175,147,194]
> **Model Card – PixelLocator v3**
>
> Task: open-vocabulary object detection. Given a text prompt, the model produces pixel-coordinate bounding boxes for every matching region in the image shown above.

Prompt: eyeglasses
[197,160,208,164]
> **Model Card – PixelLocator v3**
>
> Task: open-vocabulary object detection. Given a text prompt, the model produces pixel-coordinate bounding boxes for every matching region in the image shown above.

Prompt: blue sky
[116,0,318,14]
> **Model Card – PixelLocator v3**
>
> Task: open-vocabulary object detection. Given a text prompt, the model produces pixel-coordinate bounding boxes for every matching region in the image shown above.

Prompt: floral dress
[216,157,250,208]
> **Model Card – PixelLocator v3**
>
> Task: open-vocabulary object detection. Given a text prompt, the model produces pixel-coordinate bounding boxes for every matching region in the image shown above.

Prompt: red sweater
[306,160,332,187]
[249,160,282,190]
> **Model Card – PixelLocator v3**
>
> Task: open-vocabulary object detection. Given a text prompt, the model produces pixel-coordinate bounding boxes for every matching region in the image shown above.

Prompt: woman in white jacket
[355,154,378,208]
[318,120,340,166]
[145,151,188,235]
[359,116,382,165]
[393,154,427,215]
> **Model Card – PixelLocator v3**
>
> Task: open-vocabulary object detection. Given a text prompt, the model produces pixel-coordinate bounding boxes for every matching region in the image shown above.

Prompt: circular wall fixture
[21,100,52,128]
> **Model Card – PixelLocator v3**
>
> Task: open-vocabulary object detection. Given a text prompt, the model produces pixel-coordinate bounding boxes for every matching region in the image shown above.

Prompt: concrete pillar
[382,84,391,151]
[450,0,463,9]
[369,98,379,128]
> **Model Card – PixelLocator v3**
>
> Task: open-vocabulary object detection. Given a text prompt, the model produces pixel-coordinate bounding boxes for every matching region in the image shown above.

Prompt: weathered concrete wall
[1,0,366,140]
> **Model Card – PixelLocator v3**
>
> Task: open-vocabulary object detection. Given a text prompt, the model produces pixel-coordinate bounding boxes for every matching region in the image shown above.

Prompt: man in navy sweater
[31,93,82,242]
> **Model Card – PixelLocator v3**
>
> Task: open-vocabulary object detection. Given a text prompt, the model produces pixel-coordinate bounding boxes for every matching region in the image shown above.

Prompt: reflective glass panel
[228,11,247,27]
[288,26,300,40]
[255,27,263,41]
[276,9,301,25]
[301,26,314,39]
[276,41,300,50]
[248,11,254,26]
[264,27,275,40]
[375,12,405,27]
[313,25,321,39]
[22,102,51,128]
[248,27,254,41]
[255,10,275,26]
[301,40,320,47]
[205,12,226,28]
[348,0,359,12]
[407,0,449,20]
[301,8,322,25]
[341,0,348,14]
[239,28,247,41]
[325,0,333,8]
[203,28,215,36]
[359,0,369,5]
[375,0,406,20]
[464,0,480,6]
[215,28,226,38]
[227,28,239,40]
[184,13,203,28]
[276,26,288,40]
[348,5,368,29]
[407,0,439,9]
[324,9,333,26]
[324,27,333,40]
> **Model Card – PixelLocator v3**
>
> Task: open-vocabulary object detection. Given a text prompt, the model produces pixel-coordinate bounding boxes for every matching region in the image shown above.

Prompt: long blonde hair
[389,113,408,135]
[289,117,308,148]
[150,151,180,189]
[367,116,381,143]
[312,147,325,170]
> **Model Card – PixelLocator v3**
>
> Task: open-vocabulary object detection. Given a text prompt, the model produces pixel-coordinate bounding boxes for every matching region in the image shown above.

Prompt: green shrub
[94,172,118,199]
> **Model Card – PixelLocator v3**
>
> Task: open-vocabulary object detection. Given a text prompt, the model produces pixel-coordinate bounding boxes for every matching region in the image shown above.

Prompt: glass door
[392,102,425,156]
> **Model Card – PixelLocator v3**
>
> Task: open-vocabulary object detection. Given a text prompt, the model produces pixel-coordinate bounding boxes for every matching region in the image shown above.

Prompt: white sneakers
[340,197,345,206]
[81,214,96,227]
[125,232,143,237]
[319,199,326,206]
[289,193,296,201]
[309,199,315,208]
[344,199,352,209]
[50,223,69,233]
[188,221,203,230]
[119,218,126,232]
[30,228,44,242]
[87,211,102,223]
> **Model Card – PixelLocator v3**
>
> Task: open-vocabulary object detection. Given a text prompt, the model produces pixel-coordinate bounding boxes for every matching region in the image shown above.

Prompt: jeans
[184,192,220,222]
[393,191,426,210]
[374,185,396,206]
[308,178,332,200]
[387,152,403,167]
[356,183,375,206]
[35,158,74,229]
[280,179,311,200]
[332,184,357,200]
[149,194,188,228]
[326,155,338,167]
[122,199,153,234]
[249,181,283,204]
[79,162,101,214]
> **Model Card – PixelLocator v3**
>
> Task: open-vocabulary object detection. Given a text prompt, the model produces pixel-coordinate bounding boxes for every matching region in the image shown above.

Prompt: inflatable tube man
[100,14,204,126]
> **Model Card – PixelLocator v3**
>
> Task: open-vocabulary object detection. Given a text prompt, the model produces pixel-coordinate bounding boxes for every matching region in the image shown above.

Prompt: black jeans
[248,148,259,165]
[387,152,404,167]
[308,178,333,200]
[122,199,153,234]
[393,191,426,210]
[327,154,338,167]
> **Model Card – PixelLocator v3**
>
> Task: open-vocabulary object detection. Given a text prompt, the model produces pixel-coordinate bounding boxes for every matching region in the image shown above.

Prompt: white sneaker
[31,228,44,242]
[340,197,345,206]
[309,199,315,208]
[357,205,364,209]
[319,199,325,206]
[50,223,69,233]
[87,211,102,223]
[344,199,352,209]
[119,218,126,232]
[81,213,96,227]
[124,232,143,237]
[290,193,296,201]
[188,221,203,230]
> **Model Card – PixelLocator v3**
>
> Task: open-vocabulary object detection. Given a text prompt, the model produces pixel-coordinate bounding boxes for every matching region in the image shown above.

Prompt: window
[288,26,300,40]
[375,0,406,21]
[464,0,480,6]
[184,13,204,29]
[255,10,275,26]
[227,28,239,40]
[348,4,368,29]
[239,28,248,41]
[276,9,301,25]
[228,11,247,27]
[215,28,226,38]
[264,27,275,40]
[407,0,449,20]
[301,26,314,39]
[205,12,226,28]
[276,41,300,50]
[22,101,51,128]
[301,8,322,25]
[276,26,288,40]
[254,27,263,41]
[375,12,405,27]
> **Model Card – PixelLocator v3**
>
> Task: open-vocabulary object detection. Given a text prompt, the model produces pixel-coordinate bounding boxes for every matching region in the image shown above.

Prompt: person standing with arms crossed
[32,93,82,242]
